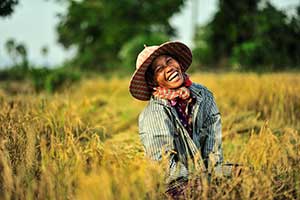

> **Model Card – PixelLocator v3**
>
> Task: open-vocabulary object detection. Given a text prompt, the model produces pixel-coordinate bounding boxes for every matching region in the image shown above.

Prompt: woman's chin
[168,78,184,89]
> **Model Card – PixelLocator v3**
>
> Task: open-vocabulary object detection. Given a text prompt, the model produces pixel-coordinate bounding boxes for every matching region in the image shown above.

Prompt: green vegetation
[193,0,300,70]
[1,38,81,93]
[2,0,300,76]
[56,0,185,70]
[0,0,18,17]
[119,33,169,69]
[29,67,81,93]
[0,66,81,93]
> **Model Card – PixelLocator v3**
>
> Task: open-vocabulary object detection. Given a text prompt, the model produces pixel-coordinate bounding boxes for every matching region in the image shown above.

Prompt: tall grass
[0,73,299,199]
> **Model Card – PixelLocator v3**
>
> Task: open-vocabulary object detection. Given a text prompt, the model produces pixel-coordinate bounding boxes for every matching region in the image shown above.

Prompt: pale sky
[0,0,298,67]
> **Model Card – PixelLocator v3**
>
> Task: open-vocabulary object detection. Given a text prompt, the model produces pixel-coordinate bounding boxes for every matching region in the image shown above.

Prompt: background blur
[1,0,300,86]
[1,1,300,199]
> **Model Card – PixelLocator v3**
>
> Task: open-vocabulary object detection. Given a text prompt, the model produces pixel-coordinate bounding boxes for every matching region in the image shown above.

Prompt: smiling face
[151,55,184,89]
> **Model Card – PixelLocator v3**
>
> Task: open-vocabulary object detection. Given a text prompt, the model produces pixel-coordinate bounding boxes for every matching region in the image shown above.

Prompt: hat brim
[129,41,192,101]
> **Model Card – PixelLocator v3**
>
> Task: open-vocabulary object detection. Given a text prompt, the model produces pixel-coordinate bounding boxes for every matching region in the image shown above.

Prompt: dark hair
[145,65,157,90]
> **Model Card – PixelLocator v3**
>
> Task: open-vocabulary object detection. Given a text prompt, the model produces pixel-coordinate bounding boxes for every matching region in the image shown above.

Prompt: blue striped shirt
[139,83,223,185]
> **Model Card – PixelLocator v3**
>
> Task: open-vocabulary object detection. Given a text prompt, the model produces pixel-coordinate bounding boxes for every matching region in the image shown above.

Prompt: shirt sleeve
[201,92,223,169]
[139,109,189,184]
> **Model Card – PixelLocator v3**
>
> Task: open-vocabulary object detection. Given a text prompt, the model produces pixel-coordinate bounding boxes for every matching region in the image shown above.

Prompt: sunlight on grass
[0,73,299,199]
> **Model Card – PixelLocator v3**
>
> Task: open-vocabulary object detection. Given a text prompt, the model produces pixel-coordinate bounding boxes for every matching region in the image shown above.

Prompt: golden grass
[0,72,299,199]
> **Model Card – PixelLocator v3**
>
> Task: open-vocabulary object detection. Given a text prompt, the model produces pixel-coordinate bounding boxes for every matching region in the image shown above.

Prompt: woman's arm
[201,92,223,170]
[139,109,188,183]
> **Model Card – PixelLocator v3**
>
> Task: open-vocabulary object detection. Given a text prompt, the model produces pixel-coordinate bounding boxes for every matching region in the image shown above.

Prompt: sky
[0,0,299,67]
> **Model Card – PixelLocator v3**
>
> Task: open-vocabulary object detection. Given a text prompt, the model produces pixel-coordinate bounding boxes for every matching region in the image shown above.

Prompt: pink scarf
[153,75,192,100]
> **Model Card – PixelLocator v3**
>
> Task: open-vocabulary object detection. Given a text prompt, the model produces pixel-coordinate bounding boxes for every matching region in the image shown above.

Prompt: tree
[193,0,300,70]
[15,43,28,69]
[0,0,18,17]
[5,38,28,68]
[203,0,259,68]
[5,38,17,65]
[56,0,186,70]
[41,45,49,66]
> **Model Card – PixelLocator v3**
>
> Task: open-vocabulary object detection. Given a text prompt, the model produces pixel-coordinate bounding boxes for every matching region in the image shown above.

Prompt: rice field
[0,72,299,199]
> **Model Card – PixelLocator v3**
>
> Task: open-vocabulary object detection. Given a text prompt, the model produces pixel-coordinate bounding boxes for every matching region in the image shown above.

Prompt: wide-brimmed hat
[129,41,192,101]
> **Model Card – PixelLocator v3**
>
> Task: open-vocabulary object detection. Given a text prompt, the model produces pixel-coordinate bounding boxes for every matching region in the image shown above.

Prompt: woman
[129,41,223,198]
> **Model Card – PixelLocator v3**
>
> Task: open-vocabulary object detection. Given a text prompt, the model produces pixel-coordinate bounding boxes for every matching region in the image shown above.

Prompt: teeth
[168,71,178,81]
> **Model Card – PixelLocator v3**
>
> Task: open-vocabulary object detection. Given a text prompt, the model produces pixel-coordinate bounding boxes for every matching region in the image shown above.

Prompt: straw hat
[129,41,192,101]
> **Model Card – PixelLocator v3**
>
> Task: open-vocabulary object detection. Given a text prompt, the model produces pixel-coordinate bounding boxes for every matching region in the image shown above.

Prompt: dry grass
[0,72,299,200]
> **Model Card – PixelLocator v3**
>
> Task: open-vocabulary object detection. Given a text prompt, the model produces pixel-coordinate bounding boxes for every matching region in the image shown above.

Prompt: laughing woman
[129,41,223,198]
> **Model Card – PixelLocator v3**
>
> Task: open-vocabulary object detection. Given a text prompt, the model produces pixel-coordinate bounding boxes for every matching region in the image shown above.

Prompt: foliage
[0,0,18,17]
[29,67,81,93]
[0,66,81,94]
[118,33,169,69]
[56,0,185,71]
[4,38,28,69]
[192,25,214,68]
[28,67,51,92]
[0,66,28,81]
[45,68,81,93]
[0,73,300,199]
[193,0,300,70]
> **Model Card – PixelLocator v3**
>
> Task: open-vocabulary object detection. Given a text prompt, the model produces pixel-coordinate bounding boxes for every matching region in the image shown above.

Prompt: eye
[155,66,163,73]
[166,57,173,64]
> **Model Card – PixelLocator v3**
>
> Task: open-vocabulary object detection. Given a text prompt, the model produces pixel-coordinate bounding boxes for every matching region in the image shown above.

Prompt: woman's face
[151,55,184,89]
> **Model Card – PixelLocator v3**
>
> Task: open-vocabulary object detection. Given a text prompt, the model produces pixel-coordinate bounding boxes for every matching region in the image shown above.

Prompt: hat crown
[136,46,158,70]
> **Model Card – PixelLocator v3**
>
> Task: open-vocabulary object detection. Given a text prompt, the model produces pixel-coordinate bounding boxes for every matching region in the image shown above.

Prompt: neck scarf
[153,75,192,100]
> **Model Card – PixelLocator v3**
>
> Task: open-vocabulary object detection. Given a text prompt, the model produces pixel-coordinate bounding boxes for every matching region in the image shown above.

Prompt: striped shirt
[139,83,223,186]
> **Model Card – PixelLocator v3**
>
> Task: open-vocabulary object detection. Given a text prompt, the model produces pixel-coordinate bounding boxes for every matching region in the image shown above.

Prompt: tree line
[1,0,300,73]
[193,0,300,71]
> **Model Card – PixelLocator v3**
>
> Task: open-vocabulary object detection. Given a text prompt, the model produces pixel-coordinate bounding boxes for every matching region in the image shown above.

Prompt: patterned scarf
[153,75,192,100]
